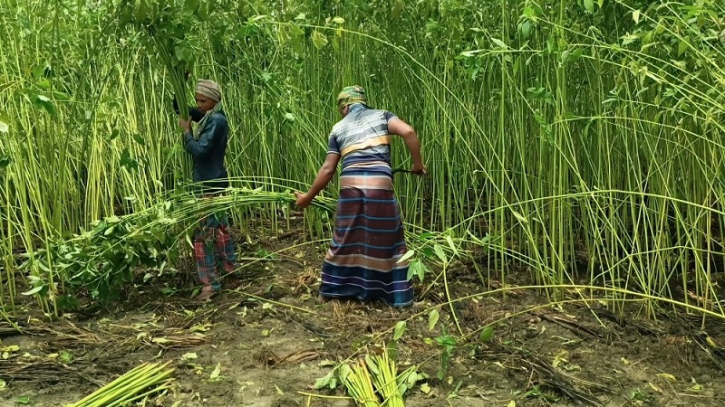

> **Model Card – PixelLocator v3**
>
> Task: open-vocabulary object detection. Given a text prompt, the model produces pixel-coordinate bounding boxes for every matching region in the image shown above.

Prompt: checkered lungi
[193,212,237,290]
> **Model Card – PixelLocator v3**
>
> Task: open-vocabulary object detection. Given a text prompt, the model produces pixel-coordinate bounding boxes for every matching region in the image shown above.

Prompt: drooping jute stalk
[65,361,175,407]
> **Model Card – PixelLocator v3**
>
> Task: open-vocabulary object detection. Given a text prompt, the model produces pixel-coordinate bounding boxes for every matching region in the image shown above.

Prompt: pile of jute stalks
[65,362,174,407]
[341,350,419,407]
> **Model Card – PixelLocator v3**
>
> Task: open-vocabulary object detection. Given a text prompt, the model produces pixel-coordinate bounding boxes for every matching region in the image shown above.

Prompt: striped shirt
[327,105,399,175]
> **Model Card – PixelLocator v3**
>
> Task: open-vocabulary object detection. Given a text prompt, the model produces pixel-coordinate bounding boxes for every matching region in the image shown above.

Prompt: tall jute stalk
[0,0,724,322]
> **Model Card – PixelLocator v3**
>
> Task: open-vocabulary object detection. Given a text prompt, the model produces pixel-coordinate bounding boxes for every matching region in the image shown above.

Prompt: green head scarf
[336,85,368,109]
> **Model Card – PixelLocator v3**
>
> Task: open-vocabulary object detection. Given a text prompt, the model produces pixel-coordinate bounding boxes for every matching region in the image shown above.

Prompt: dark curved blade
[392,168,412,175]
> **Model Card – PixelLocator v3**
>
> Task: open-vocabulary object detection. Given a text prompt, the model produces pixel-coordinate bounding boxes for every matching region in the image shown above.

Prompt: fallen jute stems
[339,347,414,407]
[365,351,407,407]
[65,361,175,407]
[341,359,380,407]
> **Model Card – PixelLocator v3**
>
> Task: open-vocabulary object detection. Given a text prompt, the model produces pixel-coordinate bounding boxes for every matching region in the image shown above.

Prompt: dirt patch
[2,222,725,407]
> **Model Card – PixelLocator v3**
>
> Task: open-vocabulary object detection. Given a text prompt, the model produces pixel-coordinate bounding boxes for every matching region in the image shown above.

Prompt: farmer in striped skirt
[178,79,237,301]
[295,85,426,307]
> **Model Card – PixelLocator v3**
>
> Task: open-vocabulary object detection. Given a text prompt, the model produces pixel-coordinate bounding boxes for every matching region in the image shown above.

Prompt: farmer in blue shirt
[177,80,237,301]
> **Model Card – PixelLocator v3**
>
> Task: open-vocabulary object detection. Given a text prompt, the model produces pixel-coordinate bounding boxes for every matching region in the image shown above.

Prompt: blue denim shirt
[183,111,230,192]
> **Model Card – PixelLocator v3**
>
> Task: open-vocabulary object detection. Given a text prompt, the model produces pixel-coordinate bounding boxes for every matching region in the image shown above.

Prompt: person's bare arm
[388,118,426,173]
[295,153,341,208]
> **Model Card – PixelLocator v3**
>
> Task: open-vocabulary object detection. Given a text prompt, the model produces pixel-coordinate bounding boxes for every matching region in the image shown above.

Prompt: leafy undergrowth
[2,221,725,407]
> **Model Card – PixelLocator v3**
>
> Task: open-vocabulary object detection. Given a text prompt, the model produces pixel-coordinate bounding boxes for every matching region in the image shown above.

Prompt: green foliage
[2,0,725,321]
[19,203,183,305]
[433,328,457,381]
[111,0,238,119]
[15,188,337,308]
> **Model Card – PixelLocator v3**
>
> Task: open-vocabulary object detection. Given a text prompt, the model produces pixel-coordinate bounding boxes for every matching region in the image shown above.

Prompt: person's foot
[317,294,330,303]
[194,286,216,302]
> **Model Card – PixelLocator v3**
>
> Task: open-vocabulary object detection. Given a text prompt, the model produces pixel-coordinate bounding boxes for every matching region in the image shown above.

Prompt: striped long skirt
[319,168,414,307]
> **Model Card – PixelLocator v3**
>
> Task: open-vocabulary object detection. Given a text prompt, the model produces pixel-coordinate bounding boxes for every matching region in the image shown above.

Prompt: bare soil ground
[2,220,725,407]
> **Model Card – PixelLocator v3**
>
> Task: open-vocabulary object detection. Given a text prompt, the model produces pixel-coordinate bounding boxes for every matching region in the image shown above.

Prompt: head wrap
[336,85,367,109]
[195,79,222,102]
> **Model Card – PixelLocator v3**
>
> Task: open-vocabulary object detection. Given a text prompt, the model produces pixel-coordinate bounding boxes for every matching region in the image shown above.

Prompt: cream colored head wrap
[195,79,222,102]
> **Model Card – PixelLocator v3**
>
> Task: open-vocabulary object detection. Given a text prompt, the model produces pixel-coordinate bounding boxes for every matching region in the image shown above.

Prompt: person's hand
[411,163,427,175]
[179,117,191,132]
[294,191,313,209]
